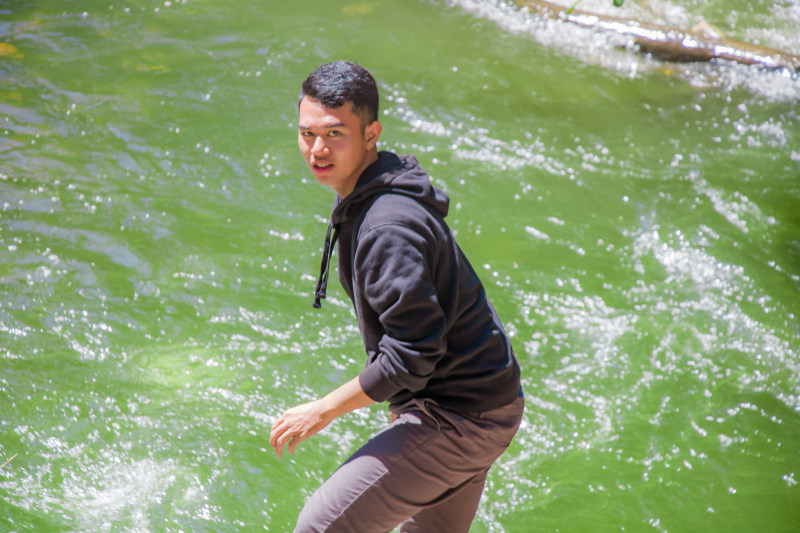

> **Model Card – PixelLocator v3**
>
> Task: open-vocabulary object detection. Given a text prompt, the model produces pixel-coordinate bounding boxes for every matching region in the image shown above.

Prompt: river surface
[1,1,799,531]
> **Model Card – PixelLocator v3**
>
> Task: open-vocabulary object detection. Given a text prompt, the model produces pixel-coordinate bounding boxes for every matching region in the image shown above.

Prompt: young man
[270,60,523,533]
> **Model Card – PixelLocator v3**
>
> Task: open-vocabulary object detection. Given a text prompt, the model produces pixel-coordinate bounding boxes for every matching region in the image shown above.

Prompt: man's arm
[270,376,376,457]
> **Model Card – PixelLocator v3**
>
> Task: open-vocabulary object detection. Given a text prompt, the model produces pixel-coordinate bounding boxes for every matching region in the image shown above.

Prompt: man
[270,60,523,533]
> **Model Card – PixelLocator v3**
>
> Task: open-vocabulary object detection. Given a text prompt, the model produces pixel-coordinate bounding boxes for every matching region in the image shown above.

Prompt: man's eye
[328,130,341,137]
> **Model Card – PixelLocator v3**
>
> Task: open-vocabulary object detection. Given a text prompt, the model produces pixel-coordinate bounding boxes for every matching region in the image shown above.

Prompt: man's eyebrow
[298,121,347,130]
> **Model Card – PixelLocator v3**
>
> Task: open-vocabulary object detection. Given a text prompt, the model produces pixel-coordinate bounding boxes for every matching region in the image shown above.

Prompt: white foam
[450,0,800,101]
[687,170,771,235]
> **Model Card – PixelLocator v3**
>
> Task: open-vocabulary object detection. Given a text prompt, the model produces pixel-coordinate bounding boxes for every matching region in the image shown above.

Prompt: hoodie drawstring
[313,221,339,308]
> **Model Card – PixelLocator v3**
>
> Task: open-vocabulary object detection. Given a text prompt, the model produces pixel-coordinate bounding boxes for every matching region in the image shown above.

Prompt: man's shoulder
[360,193,432,228]
[356,193,439,242]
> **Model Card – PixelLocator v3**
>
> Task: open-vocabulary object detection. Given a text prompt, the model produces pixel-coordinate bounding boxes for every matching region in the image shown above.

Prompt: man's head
[299,60,379,130]
[297,61,383,198]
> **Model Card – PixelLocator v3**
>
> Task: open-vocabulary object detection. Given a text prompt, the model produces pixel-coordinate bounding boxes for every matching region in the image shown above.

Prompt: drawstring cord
[313,221,339,308]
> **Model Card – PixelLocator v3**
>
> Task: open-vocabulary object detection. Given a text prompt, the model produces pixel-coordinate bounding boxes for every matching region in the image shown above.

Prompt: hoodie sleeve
[353,220,447,402]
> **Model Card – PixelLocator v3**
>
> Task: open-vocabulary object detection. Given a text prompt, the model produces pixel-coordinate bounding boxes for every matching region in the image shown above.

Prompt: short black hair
[299,61,379,127]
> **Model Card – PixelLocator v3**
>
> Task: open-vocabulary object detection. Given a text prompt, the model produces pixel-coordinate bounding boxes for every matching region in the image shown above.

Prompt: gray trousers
[294,394,525,533]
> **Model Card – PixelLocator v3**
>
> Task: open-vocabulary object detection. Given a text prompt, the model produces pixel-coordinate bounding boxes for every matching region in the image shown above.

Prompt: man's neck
[337,149,379,198]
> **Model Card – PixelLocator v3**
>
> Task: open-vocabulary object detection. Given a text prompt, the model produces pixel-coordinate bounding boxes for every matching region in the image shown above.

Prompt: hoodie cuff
[358,361,399,403]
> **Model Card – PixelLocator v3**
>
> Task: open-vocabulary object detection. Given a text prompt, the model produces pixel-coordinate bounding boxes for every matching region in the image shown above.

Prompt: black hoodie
[314,151,521,413]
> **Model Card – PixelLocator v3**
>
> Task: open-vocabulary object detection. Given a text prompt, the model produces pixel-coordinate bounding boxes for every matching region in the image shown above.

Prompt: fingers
[270,416,288,457]
[270,401,325,458]
[272,428,300,458]
[270,413,303,457]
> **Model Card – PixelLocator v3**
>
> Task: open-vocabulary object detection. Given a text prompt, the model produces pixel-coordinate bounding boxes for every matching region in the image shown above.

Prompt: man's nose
[311,136,328,154]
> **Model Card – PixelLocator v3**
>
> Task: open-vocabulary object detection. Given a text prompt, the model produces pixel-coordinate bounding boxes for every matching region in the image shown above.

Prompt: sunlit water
[1,0,798,531]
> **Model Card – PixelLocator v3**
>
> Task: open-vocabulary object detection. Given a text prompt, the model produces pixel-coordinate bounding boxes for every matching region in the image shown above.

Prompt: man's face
[298,97,381,198]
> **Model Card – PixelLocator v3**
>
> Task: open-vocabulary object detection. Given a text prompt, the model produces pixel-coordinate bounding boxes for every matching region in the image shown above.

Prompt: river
[1,0,798,531]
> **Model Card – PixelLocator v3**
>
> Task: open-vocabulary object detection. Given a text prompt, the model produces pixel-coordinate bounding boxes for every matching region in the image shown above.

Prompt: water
[1,0,798,531]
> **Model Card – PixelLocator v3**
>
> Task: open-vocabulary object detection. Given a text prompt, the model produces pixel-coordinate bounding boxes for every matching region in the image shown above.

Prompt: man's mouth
[313,161,333,170]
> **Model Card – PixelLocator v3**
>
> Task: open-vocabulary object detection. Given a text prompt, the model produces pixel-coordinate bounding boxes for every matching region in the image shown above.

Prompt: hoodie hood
[313,152,449,308]
[332,152,449,226]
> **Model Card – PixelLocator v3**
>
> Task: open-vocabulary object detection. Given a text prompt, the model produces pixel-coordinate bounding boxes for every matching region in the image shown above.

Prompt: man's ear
[365,121,382,149]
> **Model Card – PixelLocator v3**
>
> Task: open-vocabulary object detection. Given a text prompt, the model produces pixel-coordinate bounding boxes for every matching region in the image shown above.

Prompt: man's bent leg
[295,404,470,533]
[396,396,525,533]
[397,468,488,533]
[294,397,522,533]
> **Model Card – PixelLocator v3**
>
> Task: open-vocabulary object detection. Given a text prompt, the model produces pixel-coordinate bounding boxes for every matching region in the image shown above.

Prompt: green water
[1,0,799,531]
